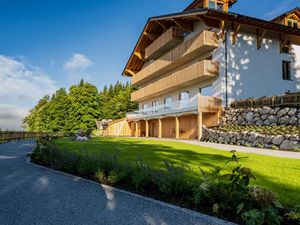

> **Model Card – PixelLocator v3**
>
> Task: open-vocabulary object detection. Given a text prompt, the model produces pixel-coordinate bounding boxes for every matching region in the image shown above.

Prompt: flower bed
[29,137,300,225]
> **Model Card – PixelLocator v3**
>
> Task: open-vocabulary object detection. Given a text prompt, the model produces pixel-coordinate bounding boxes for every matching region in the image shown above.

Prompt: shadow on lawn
[74,137,231,171]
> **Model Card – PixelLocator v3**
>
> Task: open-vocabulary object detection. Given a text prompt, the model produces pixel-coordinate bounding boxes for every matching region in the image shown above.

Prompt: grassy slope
[54,137,300,207]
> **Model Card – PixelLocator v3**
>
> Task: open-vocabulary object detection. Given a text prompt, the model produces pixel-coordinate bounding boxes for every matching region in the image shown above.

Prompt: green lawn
[54,137,300,207]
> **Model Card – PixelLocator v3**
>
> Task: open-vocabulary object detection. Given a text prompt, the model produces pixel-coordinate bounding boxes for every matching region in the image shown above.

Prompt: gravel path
[0,140,235,225]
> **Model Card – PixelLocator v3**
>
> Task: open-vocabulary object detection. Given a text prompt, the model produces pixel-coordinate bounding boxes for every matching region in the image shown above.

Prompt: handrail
[0,132,50,142]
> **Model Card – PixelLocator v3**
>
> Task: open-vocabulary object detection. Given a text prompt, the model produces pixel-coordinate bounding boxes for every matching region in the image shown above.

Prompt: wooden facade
[131,60,219,101]
[103,118,133,137]
[132,30,218,86]
[145,26,184,60]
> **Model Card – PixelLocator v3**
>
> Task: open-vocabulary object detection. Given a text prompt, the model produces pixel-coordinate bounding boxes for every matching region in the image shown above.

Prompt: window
[280,41,291,54]
[208,0,224,11]
[179,91,189,109]
[142,104,148,114]
[199,85,213,96]
[282,61,292,80]
[164,97,172,110]
[152,101,159,113]
[287,19,299,28]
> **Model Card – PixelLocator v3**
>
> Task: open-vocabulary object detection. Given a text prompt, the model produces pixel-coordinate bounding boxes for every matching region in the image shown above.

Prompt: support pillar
[175,116,180,139]
[135,121,138,137]
[158,119,162,138]
[145,120,149,138]
[198,112,203,141]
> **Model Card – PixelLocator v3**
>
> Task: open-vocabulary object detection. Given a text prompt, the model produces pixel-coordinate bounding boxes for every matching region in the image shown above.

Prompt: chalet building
[104,0,300,140]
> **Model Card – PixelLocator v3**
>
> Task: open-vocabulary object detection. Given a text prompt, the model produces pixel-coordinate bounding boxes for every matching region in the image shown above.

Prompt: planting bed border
[26,156,236,225]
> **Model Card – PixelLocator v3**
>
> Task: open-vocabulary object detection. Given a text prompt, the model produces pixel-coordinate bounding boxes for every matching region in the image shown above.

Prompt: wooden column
[175,116,180,139]
[135,121,138,137]
[158,119,162,138]
[145,120,149,138]
[198,113,203,141]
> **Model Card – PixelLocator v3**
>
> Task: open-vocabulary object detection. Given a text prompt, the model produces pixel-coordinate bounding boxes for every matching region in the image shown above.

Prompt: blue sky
[0,0,299,130]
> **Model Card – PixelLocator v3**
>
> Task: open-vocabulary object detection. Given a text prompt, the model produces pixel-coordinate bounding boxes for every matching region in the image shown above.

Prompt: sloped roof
[123,8,300,77]
[271,7,300,22]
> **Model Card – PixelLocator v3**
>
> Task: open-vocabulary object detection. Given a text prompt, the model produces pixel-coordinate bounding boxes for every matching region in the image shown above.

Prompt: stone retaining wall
[222,107,300,126]
[202,127,300,150]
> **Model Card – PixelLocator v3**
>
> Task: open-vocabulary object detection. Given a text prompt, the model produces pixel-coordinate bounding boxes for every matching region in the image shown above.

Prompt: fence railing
[230,92,300,109]
[0,132,48,142]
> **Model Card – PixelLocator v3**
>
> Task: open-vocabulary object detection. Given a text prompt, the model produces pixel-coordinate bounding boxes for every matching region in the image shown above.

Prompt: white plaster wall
[212,32,300,105]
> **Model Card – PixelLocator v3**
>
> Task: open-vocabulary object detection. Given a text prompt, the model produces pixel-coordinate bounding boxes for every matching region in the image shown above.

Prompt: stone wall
[202,127,300,150]
[222,107,300,126]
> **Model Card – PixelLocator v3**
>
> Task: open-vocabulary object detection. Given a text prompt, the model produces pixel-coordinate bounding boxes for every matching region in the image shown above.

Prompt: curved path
[0,140,235,225]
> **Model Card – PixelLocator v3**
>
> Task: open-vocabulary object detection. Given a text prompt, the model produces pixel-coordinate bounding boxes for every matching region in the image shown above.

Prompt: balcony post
[145,120,149,138]
[198,113,203,141]
[135,121,139,137]
[175,116,180,139]
[158,119,162,138]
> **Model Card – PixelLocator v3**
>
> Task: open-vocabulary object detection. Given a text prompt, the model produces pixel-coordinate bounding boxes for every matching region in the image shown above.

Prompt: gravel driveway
[0,140,235,225]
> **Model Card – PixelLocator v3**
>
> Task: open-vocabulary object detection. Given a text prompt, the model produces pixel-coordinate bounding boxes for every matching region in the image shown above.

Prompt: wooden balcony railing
[132,30,218,86]
[131,60,219,102]
[0,132,48,142]
[198,95,222,113]
[145,26,184,60]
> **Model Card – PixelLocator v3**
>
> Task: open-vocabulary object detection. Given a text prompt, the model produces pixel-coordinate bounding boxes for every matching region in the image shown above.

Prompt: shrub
[156,161,192,196]
[31,137,60,166]
[77,155,100,177]
[248,186,277,208]
[241,209,265,225]
[131,158,153,191]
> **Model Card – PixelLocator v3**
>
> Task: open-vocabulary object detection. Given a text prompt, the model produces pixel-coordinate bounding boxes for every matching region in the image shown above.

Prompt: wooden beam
[143,32,159,41]
[155,20,172,31]
[145,120,149,138]
[175,117,180,139]
[173,18,193,32]
[197,113,202,141]
[256,29,266,49]
[220,20,225,42]
[158,119,162,138]
[125,69,137,76]
[197,16,221,28]
[134,52,145,61]
[134,121,138,137]
[231,23,241,45]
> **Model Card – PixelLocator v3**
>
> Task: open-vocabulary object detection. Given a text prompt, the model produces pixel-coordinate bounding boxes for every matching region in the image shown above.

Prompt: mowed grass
[54,137,300,207]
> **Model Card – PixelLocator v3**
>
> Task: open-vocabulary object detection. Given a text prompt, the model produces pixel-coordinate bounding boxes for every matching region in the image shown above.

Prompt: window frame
[179,91,190,101]
[208,0,224,11]
[282,60,292,81]
[152,101,159,113]
[142,104,148,114]
[164,96,173,109]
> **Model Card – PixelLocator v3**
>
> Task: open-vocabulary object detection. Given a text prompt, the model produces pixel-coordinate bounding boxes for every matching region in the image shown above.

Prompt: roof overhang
[123,8,300,77]
[271,7,300,23]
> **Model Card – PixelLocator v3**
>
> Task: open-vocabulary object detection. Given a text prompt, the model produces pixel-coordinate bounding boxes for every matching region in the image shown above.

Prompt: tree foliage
[23,80,137,132]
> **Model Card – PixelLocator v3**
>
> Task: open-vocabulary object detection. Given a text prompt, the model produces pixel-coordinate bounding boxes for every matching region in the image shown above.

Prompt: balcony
[126,95,222,121]
[132,30,218,86]
[145,26,184,60]
[131,60,219,102]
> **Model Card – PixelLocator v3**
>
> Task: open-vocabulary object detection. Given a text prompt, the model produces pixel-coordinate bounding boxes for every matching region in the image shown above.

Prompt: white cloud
[0,104,28,131]
[0,55,56,130]
[63,53,93,71]
[0,55,56,102]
